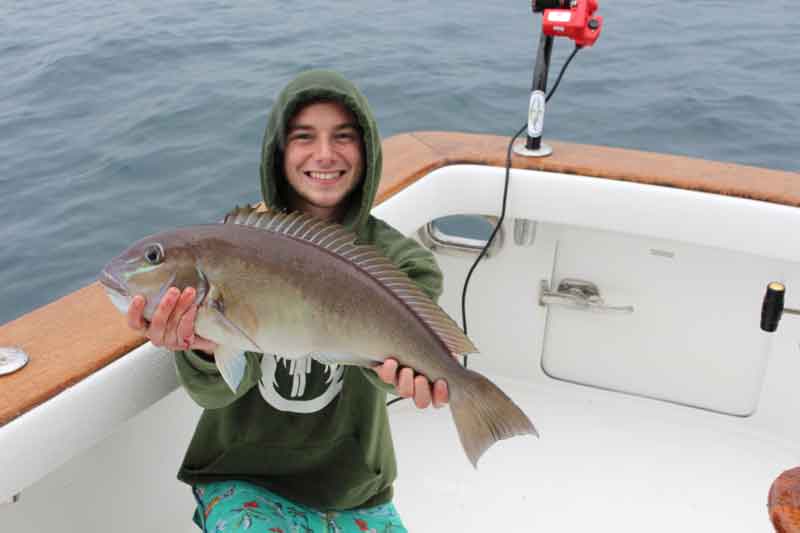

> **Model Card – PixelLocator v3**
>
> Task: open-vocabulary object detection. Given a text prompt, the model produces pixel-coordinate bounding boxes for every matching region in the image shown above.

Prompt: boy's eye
[335,131,357,142]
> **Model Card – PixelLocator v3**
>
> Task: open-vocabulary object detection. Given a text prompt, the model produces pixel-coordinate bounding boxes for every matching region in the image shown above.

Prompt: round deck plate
[512,138,553,157]
[0,347,29,375]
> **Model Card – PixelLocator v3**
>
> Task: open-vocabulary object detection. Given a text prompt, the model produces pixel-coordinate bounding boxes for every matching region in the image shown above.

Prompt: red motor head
[542,0,603,47]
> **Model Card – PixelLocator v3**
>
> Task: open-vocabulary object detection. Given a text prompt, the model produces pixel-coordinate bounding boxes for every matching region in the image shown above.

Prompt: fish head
[99,230,208,320]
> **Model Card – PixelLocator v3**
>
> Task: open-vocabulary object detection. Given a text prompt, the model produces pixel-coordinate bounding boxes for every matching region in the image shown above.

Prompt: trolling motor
[514,0,604,157]
[760,282,800,332]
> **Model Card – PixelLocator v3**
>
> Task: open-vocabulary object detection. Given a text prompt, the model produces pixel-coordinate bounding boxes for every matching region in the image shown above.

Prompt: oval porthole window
[418,214,503,258]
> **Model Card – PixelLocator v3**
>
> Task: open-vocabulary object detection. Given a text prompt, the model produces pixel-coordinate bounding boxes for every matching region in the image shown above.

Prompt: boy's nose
[315,138,335,163]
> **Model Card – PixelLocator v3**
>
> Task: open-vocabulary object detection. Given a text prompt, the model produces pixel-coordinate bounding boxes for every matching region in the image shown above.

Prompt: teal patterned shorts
[192,481,408,533]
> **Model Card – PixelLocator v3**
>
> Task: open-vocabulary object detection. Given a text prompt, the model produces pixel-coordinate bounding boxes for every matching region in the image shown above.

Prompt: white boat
[2,131,799,531]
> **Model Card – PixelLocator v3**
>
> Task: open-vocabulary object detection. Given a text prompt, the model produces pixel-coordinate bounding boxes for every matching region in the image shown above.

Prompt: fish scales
[210,222,454,375]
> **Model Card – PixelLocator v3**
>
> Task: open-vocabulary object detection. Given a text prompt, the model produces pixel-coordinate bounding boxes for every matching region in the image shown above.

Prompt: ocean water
[1,0,798,324]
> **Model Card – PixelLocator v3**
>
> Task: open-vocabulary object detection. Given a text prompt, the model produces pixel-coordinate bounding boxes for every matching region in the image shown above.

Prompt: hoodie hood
[260,70,382,238]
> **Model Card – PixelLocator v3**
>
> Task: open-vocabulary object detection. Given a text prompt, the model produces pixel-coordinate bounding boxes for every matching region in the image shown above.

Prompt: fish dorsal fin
[222,205,478,355]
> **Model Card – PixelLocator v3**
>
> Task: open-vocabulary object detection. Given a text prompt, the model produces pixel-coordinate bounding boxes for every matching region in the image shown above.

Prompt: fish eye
[144,244,164,265]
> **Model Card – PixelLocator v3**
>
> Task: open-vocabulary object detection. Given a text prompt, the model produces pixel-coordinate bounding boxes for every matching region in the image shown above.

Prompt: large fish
[99,205,538,466]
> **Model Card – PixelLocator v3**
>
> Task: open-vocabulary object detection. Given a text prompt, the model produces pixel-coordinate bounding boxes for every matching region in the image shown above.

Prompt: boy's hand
[127,287,218,353]
[373,357,453,409]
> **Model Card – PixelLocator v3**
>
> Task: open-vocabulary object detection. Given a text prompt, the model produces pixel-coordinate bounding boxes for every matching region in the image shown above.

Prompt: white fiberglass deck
[391,376,795,532]
[4,372,791,532]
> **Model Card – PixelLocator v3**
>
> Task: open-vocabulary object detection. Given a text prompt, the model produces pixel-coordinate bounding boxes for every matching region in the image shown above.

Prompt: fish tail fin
[449,368,539,468]
[214,346,248,394]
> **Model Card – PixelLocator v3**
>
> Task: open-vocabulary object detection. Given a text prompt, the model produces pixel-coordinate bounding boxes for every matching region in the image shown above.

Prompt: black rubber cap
[761,282,785,332]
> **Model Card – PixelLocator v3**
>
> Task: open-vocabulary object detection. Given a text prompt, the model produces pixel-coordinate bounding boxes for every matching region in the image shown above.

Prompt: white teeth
[308,171,341,180]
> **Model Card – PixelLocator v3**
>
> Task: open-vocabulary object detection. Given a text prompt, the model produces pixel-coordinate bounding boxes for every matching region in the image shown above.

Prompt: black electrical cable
[388,45,581,407]
[545,45,581,105]
[459,122,525,369]
[460,45,581,367]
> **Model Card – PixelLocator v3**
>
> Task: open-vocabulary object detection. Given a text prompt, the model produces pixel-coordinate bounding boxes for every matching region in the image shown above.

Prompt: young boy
[126,70,449,532]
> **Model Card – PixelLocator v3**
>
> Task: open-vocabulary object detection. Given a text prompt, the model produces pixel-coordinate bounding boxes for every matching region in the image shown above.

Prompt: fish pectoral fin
[214,345,248,394]
[206,288,261,353]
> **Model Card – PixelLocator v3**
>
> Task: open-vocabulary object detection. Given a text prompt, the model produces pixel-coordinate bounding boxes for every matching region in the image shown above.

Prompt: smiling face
[282,100,364,222]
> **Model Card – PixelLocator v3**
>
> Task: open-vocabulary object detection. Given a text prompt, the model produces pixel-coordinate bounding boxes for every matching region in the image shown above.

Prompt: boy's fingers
[413,375,432,409]
[127,295,147,331]
[177,305,198,347]
[173,288,196,325]
[432,380,449,408]
[373,358,398,385]
[126,297,138,330]
[165,288,196,349]
[163,310,182,350]
[192,335,218,354]
[396,367,414,397]
[149,287,180,346]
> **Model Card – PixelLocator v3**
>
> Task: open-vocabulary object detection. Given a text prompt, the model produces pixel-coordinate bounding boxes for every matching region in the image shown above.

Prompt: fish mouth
[99,265,134,315]
[99,266,128,297]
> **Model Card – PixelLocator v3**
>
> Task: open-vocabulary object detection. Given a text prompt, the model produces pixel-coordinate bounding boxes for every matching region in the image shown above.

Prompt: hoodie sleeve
[369,217,444,301]
[357,218,444,394]
[173,349,263,409]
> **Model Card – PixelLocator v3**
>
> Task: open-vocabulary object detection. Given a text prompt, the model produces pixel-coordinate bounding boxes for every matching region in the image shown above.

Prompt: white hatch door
[540,225,780,416]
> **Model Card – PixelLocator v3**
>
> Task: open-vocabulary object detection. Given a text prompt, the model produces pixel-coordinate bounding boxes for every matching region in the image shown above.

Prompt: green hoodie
[173,70,443,511]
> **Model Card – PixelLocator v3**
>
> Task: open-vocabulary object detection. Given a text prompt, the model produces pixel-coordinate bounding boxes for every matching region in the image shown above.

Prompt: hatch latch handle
[539,278,634,314]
